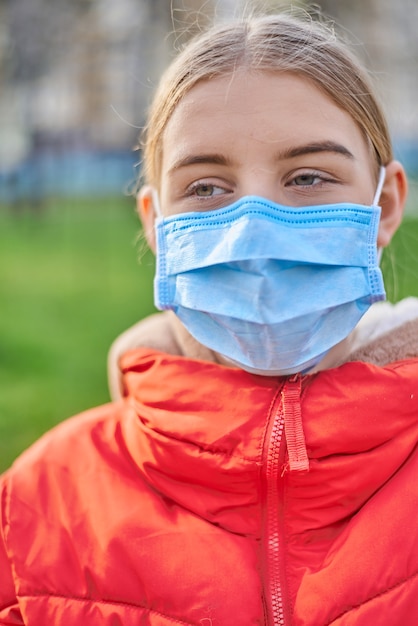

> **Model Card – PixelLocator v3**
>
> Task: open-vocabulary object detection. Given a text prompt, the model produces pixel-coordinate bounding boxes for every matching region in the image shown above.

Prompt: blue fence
[0,150,139,204]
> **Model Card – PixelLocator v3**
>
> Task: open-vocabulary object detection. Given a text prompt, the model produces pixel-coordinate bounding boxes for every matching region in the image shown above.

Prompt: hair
[140,11,393,188]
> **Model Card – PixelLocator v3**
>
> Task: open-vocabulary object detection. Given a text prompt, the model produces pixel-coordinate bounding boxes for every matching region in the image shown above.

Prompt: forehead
[161,70,371,171]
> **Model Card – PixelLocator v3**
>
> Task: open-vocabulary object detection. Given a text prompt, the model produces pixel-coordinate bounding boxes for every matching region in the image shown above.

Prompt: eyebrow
[167,153,231,174]
[280,141,355,160]
[167,140,355,174]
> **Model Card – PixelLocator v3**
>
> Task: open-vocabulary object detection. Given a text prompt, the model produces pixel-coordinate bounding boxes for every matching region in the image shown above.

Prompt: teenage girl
[2,12,418,626]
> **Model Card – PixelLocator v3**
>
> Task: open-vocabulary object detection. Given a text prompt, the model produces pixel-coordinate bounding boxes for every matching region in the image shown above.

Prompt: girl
[2,11,418,626]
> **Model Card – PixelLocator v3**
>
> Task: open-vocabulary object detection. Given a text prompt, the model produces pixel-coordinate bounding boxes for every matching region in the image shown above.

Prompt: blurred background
[1,0,418,471]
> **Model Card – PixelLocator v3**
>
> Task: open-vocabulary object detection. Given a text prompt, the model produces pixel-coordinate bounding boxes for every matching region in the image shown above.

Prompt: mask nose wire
[373,166,386,206]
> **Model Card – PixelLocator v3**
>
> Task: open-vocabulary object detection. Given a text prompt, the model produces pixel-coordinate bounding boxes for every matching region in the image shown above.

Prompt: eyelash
[186,181,229,198]
[287,170,335,188]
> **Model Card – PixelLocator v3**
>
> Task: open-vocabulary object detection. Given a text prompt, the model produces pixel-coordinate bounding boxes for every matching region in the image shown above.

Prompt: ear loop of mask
[373,165,386,206]
[151,188,162,218]
[374,166,386,265]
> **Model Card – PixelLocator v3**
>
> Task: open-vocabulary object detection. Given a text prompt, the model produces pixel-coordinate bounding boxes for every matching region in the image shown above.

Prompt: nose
[239,168,281,204]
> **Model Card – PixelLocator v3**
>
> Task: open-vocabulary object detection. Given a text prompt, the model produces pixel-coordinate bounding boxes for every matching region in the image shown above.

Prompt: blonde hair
[140,12,392,187]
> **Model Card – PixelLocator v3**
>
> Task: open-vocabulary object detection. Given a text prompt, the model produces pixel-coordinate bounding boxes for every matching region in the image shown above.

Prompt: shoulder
[11,402,122,465]
[0,406,124,617]
[0,400,147,572]
[1,401,134,512]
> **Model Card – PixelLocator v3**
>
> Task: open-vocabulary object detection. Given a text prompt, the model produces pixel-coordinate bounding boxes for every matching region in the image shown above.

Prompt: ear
[377,160,408,247]
[137,185,158,252]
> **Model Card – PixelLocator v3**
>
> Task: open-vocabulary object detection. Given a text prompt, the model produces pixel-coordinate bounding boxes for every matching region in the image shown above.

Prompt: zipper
[261,374,308,625]
[261,384,287,625]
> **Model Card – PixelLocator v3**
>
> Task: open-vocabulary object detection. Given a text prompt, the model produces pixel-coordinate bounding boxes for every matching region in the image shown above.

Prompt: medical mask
[153,169,386,376]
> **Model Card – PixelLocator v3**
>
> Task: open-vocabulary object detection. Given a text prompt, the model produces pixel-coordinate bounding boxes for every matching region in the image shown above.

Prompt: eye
[292,173,321,186]
[188,182,227,198]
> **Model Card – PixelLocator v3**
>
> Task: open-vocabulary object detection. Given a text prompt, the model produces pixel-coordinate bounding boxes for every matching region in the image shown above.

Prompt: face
[140,69,406,250]
[159,70,377,216]
[139,68,407,371]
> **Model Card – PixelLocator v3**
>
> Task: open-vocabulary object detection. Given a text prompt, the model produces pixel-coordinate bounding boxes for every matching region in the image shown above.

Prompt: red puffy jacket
[1,348,418,625]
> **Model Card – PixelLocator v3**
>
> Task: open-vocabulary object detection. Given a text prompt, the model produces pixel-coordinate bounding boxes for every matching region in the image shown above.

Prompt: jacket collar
[118,344,418,538]
[119,349,284,536]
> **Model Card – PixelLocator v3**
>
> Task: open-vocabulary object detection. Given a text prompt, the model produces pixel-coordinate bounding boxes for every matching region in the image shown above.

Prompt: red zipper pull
[281,374,309,472]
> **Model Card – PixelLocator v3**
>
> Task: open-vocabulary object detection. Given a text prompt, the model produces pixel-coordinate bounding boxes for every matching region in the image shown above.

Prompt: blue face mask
[154,172,386,376]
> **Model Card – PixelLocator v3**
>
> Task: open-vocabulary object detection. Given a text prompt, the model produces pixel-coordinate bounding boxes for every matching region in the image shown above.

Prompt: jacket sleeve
[0,475,23,625]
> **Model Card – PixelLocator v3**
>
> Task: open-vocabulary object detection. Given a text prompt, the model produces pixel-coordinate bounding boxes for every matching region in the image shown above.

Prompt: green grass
[0,196,156,472]
[1,197,418,473]
[380,215,418,303]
